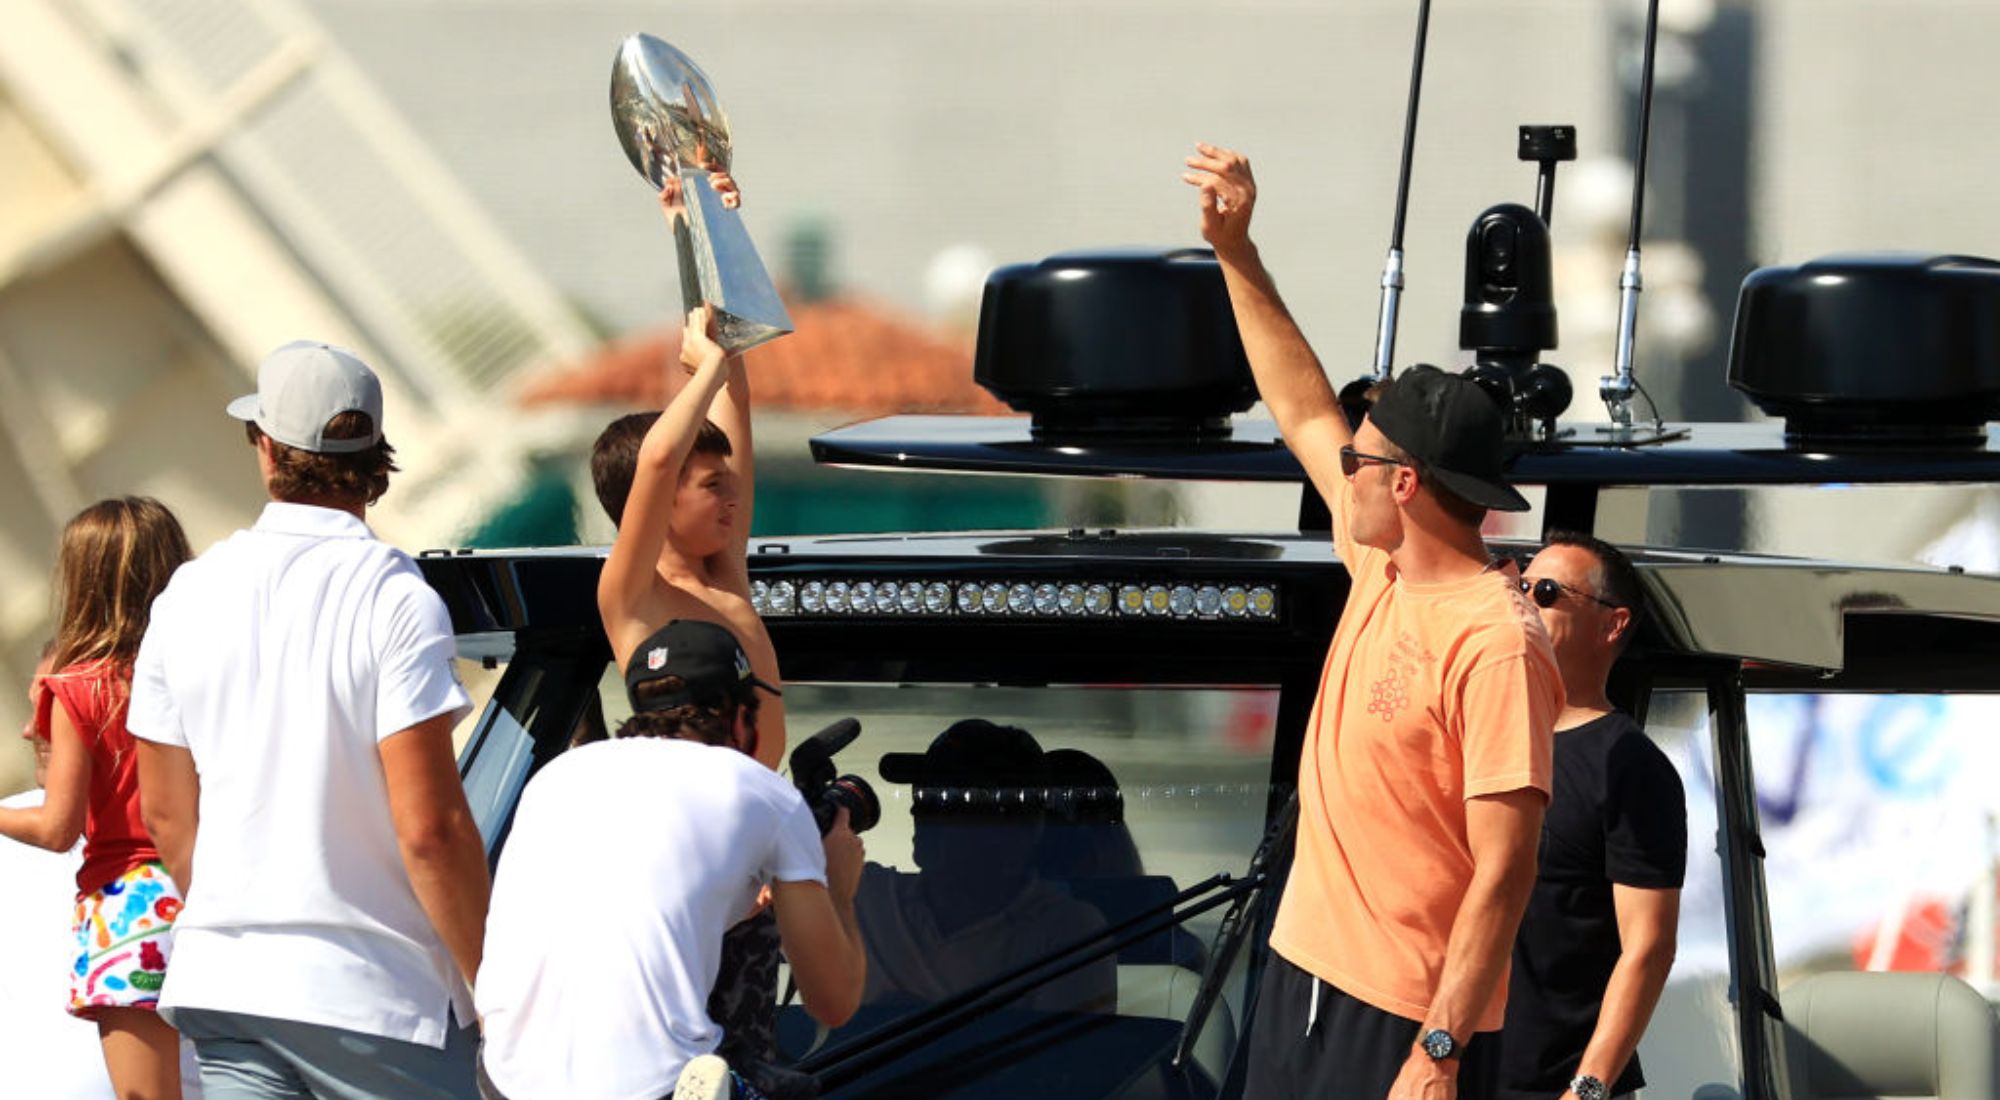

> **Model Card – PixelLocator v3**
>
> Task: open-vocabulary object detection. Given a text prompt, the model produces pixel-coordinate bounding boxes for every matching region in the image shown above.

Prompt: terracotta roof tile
[518,296,1005,415]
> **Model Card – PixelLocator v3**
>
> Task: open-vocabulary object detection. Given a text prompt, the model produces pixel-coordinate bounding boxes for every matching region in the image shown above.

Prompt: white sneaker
[673,1053,734,1100]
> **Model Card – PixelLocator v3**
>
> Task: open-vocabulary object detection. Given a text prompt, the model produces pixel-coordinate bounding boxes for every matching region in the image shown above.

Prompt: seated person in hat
[855,721,1117,1016]
[1035,748,1144,882]
[474,621,866,1100]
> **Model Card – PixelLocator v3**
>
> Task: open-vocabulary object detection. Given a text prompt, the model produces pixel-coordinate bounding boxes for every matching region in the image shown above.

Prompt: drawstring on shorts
[1306,976,1323,1037]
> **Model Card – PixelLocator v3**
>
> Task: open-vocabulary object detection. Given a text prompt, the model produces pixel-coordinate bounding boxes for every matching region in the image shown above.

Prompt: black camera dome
[973,249,1257,438]
[1728,254,2000,443]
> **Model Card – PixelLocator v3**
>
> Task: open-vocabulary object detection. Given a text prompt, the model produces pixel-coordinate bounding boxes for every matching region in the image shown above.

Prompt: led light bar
[749,578,1279,622]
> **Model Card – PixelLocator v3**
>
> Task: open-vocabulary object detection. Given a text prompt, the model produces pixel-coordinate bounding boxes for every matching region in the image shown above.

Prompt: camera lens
[825,774,880,834]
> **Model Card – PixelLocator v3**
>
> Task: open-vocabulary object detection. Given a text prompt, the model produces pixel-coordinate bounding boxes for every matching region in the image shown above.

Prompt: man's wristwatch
[1419,1028,1460,1060]
[1570,1073,1608,1100]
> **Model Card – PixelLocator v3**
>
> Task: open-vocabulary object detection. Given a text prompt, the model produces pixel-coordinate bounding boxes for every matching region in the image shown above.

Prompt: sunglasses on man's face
[1520,576,1622,611]
[1338,444,1410,479]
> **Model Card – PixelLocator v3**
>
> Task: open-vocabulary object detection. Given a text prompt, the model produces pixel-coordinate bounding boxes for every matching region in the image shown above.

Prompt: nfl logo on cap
[647,646,668,671]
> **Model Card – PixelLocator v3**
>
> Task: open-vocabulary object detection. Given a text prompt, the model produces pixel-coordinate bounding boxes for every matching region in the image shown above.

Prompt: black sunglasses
[1339,444,1410,478]
[1520,576,1622,611]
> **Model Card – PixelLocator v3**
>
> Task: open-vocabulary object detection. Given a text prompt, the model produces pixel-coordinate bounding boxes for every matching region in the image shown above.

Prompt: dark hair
[1545,530,1647,648]
[589,413,733,527]
[615,675,759,747]
[248,412,398,506]
[1374,436,1488,528]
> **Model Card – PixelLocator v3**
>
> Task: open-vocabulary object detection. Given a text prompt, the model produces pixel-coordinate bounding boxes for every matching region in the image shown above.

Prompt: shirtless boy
[594,175,787,770]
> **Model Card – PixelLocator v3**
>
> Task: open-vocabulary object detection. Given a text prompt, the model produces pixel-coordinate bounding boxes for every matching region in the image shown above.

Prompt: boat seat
[1782,971,1999,1100]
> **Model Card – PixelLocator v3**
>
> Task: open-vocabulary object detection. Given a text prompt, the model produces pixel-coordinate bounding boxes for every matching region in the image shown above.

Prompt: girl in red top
[1,496,193,1100]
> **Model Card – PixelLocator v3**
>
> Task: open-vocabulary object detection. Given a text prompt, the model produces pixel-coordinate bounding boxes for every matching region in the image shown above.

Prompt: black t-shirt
[1498,711,1687,1100]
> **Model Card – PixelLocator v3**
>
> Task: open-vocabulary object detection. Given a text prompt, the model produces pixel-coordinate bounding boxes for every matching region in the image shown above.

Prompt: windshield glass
[1747,692,2000,982]
[595,674,1281,1086]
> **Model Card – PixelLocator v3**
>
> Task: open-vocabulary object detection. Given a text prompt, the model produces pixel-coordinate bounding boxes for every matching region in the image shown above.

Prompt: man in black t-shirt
[1500,533,1686,1100]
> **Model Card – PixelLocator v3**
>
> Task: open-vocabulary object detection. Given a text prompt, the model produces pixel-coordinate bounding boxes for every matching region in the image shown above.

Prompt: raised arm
[1183,144,1355,509]
[1391,787,1545,1100]
[598,305,730,655]
[709,352,754,585]
[673,172,757,578]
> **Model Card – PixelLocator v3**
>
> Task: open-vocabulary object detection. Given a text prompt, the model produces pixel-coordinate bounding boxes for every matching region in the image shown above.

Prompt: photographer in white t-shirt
[475,620,867,1100]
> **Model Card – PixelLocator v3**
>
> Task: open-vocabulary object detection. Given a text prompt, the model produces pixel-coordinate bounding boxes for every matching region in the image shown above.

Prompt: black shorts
[1241,954,1500,1100]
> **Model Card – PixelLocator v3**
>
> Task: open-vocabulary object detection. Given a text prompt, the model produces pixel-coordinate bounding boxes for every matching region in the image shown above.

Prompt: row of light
[749,578,1278,622]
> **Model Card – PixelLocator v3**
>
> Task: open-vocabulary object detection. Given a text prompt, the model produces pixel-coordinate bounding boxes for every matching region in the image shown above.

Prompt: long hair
[47,497,192,679]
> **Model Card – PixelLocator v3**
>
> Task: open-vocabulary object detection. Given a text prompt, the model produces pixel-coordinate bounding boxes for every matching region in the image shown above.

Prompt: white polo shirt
[129,502,472,1048]
[476,738,825,1100]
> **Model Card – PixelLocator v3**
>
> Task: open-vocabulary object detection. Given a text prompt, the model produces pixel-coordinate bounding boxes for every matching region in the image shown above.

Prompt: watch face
[1420,1029,1456,1059]
[1571,1075,1607,1100]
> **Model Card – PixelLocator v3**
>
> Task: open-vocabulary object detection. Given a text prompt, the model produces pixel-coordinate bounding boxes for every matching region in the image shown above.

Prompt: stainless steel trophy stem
[612,34,793,354]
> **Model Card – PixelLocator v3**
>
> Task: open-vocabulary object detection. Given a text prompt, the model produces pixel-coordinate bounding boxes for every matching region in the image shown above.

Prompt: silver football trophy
[611,34,793,353]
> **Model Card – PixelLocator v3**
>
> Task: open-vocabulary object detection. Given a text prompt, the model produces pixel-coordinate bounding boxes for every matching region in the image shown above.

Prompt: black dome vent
[1728,254,2000,444]
[973,249,1256,438]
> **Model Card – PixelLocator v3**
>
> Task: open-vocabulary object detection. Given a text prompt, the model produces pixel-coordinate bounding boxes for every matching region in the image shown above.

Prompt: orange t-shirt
[1269,475,1563,1033]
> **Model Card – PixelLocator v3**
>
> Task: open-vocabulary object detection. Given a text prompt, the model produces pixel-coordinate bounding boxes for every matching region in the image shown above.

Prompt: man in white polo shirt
[131,341,490,1098]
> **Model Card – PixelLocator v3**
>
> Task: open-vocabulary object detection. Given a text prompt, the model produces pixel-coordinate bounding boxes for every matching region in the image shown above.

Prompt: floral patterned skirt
[69,860,181,1018]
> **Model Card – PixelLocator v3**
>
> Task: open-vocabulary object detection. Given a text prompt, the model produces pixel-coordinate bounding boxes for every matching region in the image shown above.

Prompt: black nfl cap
[1367,364,1530,512]
[879,719,1050,787]
[624,620,781,713]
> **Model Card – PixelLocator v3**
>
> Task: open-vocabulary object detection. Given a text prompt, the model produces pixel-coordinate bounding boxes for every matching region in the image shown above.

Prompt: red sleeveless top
[33,659,162,895]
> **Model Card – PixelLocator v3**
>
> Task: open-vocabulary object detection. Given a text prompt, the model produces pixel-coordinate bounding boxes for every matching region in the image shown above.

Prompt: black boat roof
[419,525,2000,689]
[809,415,2000,487]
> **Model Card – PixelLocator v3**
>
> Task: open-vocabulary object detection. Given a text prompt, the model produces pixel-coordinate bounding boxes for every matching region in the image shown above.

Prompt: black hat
[879,719,1049,787]
[1366,364,1530,513]
[624,620,781,713]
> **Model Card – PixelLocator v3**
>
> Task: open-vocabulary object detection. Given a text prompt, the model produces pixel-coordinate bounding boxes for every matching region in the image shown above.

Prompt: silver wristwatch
[1419,1028,1459,1060]
[1570,1074,1608,1100]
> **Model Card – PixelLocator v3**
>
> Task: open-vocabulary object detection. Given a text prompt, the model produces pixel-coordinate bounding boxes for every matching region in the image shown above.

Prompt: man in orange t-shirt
[1185,145,1563,1100]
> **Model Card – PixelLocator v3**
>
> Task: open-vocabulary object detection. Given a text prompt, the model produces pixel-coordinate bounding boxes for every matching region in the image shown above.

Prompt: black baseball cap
[624,620,780,712]
[1366,363,1530,512]
[879,719,1050,787]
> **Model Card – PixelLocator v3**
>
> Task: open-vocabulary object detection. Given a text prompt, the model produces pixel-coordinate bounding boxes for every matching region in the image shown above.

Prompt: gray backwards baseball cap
[226,341,384,454]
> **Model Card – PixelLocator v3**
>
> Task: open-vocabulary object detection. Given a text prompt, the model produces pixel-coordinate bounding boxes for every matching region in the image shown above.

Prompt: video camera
[790,717,881,836]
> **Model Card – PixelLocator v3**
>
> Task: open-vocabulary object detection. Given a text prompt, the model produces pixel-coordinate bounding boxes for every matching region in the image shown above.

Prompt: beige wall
[312,0,1618,373]
[0,232,267,793]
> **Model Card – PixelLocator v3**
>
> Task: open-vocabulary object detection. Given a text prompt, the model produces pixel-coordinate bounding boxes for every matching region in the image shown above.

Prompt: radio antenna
[1370,0,1435,381]
[1601,0,1662,427]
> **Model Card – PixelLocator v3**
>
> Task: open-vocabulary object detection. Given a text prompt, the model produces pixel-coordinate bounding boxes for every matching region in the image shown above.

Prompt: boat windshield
[600,674,1284,1094]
